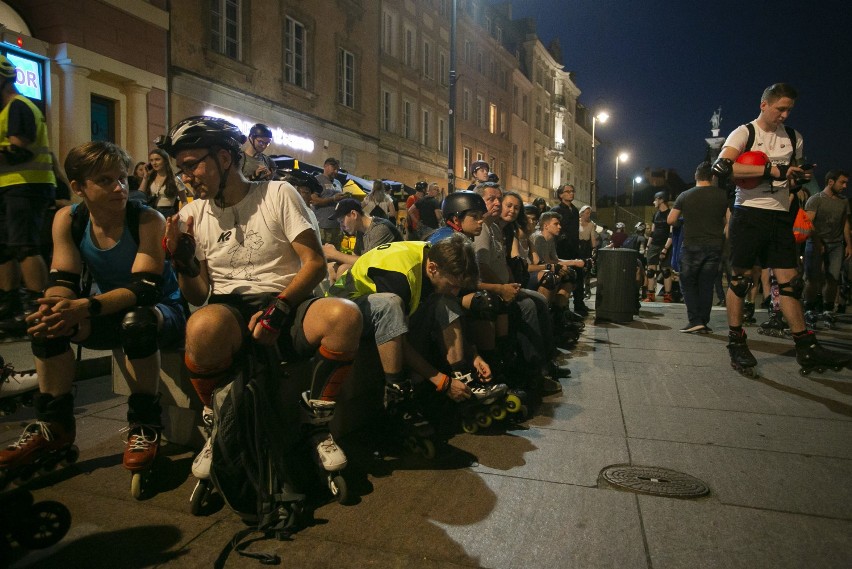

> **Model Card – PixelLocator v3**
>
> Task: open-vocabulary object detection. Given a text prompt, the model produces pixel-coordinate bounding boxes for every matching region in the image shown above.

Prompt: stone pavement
[2,301,851,569]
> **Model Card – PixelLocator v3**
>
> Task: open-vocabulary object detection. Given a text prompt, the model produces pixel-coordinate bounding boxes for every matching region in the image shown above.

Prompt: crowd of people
[0,59,848,520]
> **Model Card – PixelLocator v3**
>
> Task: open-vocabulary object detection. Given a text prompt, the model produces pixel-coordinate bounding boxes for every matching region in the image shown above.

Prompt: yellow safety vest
[0,94,56,188]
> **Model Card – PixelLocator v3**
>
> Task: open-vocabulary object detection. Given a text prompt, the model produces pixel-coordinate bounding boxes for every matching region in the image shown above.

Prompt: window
[489,103,497,134]
[513,86,519,114]
[476,96,484,128]
[210,0,241,59]
[476,152,484,162]
[500,111,507,135]
[496,25,503,43]
[284,17,306,88]
[381,11,395,55]
[464,40,472,64]
[438,118,446,152]
[337,48,355,108]
[534,156,540,185]
[381,90,394,132]
[463,147,471,178]
[463,89,471,121]
[535,103,542,131]
[477,51,483,73]
[484,15,491,34]
[404,28,415,67]
[521,149,528,179]
[439,52,448,86]
[512,144,518,175]
[90,95,115,142]
[422,109,431,146]
[403,100,413,139]
[423,41,432,78]
[522,94,529,123]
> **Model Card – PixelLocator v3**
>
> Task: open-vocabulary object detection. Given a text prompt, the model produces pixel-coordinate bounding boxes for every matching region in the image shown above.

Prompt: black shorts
[208,293,318,360]
[0,186,52,248]
[728,206,797,270]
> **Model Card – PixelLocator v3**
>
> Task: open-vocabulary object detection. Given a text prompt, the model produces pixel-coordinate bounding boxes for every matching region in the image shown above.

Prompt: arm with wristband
[163,213,210,306]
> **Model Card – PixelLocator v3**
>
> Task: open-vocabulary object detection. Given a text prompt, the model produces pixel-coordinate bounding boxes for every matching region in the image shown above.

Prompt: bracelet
[436,373,450,393]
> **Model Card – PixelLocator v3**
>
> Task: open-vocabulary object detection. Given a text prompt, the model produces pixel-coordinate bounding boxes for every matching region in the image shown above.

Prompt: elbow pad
[711,157,733,179]
[127,272,163,306]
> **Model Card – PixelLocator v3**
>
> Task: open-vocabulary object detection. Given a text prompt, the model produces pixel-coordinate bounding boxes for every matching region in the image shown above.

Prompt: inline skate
[300,391,349,504]
[758,308,789,338]
[123,393,162,500]
[742,300,757,325]
[189,406,214,515]
[0,393,79,491]
[1,486,71,555]
[0,356,39,416]
[384,380,437,459]
[727,330,758,378]
[794,332,850,376]
[454,371,517,434]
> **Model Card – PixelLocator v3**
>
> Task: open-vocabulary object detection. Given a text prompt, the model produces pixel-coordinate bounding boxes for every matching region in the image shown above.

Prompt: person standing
[361,180,396,220]
[139,148,188,217]
[241,123,278,182]
[578,205,598,299]
[551,184,588,316]
[711,82,848,374]
[643,192,674,302]
[313,157,347,245]
[667,162,730,333]
[802,170,851,319]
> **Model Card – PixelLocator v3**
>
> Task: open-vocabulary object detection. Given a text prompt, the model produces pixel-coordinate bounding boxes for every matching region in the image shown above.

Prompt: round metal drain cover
[600,465,709,498]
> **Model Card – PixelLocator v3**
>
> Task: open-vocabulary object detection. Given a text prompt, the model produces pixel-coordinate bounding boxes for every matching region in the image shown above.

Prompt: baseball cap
[328,197,363,220]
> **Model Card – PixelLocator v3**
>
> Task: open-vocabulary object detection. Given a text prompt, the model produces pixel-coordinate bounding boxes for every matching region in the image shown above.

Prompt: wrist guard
[164,233,201,277]
[258,297,294,334]
[711,157,733,178]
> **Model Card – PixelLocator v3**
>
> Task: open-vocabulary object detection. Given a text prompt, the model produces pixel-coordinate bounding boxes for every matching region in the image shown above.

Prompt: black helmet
[654,191,667,202]
[470,160,489,175]
[249,123,273,138]
[442,191,487,220]
[283,169,322,195]
[155,116,247,158]
[415,181,428,192]
[487,172,500,184]
[523,204,539,216]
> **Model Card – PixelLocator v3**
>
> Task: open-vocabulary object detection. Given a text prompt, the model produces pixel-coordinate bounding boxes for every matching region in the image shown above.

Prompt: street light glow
[634,175,643,184]
[596,111,609,123]
[618,152,629,162]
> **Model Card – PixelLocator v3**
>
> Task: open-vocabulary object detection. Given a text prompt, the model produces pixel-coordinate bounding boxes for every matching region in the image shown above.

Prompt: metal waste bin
[595,248,639,323]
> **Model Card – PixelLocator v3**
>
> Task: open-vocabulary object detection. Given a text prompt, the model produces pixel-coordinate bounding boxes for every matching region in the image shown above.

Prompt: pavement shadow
[747,374,852,418]
[11,525,186,568]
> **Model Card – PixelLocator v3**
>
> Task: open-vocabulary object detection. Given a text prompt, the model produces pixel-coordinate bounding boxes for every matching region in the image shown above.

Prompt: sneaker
[641,294,656,303]
[311,431,347,472]
[663,293,673,303]
[540,376,563,395]
[192,436,213,479]
[679,324,705,334]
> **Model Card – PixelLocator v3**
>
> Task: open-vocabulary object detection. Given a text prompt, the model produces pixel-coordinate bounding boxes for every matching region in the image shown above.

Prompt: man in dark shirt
[551,184,588,316]
[410,183,442,240]
[643,192,674,302]
[668,162,730,332]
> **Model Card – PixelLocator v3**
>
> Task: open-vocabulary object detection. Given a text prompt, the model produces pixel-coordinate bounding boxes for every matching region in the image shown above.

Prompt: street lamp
[632,175,642,203]
[614,151,629,223]
[590,111,609,211]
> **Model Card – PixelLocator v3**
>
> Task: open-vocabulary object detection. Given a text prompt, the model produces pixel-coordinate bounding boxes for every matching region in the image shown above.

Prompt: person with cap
[643,191,674,302]
[157,116,362,476]
[0,54,57,338]
[323,197,404,280]
[313,157,348,246]
[241,123,278,182]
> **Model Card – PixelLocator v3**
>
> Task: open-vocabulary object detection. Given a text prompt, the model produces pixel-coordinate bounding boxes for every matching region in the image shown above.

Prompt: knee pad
[468,290,500,320]
[120,306,159,360]
[661,267,672,280]
[13,246,41,262]
[646,268,657,280]
[728,273,753,298]
[0,246,14,264]
[185,353,233,407]
[537,270,561,291]
[31,335,72,359]
[561,267,577,284]
[777,275,804,299]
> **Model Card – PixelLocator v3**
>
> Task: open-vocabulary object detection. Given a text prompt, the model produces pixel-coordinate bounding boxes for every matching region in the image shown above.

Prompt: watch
[88,297,102,317]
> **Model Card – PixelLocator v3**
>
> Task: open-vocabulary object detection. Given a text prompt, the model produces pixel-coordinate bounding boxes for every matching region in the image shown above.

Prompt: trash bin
[595,248,639,323]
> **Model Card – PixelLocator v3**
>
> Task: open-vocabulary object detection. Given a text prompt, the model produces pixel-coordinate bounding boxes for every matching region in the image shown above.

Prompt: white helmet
[615,222,625,230]
[635,222,646,232]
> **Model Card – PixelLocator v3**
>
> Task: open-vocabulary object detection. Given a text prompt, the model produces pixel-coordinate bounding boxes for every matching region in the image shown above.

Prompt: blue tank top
[74,204,181,302]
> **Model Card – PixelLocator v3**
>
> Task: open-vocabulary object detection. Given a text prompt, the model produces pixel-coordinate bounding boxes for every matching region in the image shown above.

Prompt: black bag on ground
[211,347,309,568]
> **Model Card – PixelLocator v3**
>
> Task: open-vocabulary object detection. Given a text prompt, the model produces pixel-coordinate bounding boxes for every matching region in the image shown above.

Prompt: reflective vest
[0,94,56,188]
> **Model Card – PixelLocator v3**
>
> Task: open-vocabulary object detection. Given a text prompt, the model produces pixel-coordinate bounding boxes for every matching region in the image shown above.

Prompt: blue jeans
[679,245,722,326]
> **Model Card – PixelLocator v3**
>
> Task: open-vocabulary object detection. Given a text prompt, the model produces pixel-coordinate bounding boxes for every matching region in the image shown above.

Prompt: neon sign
[204,109,315,154]
[5,52,42,101]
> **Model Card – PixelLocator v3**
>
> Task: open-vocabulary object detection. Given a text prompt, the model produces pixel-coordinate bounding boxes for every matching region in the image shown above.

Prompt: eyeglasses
[253,138,271,147]
[176,153,212,178]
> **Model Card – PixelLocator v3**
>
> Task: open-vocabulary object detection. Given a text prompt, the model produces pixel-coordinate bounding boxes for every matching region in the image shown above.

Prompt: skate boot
[0,393,78,490]
[641,292,656,303]
[758,309,788,338]
[804,310,821,330]
[189,406,214,515]
[0,356,39,416]
[727,329,758,377]
[123,393,162,500]
[453,371,511,434]
[794,331,850,376]
[663,292,673,303]
[742,301,756,324]
[300,391,349,503]
[384,380,436,459]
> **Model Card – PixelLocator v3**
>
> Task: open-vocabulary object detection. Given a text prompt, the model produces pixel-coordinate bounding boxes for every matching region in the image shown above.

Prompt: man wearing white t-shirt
[712,83,847,375]
[158,116,361,471]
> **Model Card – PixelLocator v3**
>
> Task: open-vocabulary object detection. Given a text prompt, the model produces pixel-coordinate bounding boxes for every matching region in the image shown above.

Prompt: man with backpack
[712,83,848,375]
[0,141,186,495]
[158,117,362,500]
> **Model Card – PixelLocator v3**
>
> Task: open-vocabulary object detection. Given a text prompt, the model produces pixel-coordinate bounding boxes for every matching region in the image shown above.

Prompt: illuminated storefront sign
[204,109,315,154]
[5,51,42,101]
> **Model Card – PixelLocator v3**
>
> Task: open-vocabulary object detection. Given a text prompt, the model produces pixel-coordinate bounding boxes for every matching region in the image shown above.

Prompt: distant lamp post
[590,111,609,211]
[614,151,629,223]
[632,175,642,203]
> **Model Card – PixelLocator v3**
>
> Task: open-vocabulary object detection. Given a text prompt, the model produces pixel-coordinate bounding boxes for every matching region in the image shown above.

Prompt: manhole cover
[600,465,709,498]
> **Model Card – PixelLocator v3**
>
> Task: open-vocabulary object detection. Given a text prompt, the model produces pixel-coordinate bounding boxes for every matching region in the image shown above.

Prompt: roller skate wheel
[461,419,478,434]
[475,411,492,428]
[329,474,350,504]
[403,436,419,454]
[504,394,522,413]
[189,479,211,516]
[489,403,507,421]
[130,471,148,500]
[15,500,71,550]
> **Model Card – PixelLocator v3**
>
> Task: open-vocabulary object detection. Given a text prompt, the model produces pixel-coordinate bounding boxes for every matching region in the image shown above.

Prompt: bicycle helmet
[249,123,273,139]
[442,191,487,220]
[634,221,646,232]
[470,160,489,174]
[155,116,247,158]
[0,55,15,80]
[615,222,626,230]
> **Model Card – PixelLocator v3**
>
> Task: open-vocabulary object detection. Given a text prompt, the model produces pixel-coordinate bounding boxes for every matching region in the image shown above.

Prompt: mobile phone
[146,163,154,171]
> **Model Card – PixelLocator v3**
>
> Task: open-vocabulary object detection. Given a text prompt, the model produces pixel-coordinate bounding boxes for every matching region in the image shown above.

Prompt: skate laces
[122,424,160,452]
[314,432,339,454]
[9,421,53,449]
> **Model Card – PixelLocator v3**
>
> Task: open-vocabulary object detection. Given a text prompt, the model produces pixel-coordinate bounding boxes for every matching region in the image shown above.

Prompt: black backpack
[744,123,798,163]
[622,235,639,251]
[211,345,310,568]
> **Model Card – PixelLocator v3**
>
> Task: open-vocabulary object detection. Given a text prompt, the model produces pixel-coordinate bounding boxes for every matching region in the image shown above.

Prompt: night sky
[496,0,851,196]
